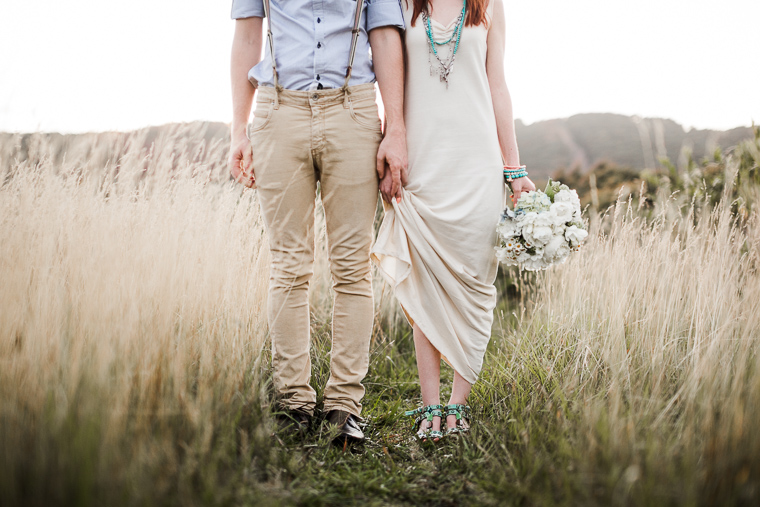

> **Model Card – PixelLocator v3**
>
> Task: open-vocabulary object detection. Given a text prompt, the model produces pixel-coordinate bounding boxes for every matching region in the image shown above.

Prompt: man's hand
[229,17,262,188]
[228,132,255,188]
[377,128,408,203]
[369,26,406,204]
[510,176,536,206]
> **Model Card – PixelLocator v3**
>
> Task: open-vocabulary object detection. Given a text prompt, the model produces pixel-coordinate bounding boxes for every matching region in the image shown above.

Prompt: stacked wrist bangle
[504,165,528,182]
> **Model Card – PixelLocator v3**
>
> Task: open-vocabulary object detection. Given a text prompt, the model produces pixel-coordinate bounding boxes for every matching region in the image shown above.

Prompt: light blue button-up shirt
[231,0,405,90]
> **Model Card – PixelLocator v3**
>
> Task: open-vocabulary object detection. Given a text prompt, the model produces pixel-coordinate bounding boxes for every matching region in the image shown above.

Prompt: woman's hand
[228,133,255,188]
[379,168,398,204]
[510,176,535,206]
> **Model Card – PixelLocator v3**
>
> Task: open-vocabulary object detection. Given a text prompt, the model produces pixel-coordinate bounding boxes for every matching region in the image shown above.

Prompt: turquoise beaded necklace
[422,0,467,88]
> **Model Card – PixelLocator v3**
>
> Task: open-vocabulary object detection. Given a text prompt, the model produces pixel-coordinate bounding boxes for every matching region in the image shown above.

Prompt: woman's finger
[376,153,386,180]
[391,171,401,202]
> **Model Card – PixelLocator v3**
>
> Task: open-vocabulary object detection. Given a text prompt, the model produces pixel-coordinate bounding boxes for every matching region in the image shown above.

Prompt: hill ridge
[1,114,753,180]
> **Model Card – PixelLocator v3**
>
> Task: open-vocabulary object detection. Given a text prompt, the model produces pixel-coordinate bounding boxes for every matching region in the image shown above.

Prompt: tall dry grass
[1,126,759,504]
[0,126,279,504]
[489,162,760,501]
[0,124,405,505]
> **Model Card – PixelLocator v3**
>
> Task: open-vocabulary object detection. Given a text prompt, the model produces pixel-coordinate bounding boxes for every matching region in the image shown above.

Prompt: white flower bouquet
[495,180,588,271]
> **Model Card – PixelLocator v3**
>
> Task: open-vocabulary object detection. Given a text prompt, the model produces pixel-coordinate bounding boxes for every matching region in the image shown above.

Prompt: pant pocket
[250,100,275,134]
[348,99,382,132]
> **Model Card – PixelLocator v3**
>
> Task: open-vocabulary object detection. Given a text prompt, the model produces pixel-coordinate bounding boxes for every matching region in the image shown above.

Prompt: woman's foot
[444,403,471,435]
[405,405,444,442]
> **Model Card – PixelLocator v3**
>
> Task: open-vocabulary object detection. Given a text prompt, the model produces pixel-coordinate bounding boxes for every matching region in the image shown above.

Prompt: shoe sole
[331,434,365,449]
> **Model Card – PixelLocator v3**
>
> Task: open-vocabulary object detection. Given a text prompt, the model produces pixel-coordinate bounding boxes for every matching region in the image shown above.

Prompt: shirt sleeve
[366,0,405,31]
[230,0,265,19]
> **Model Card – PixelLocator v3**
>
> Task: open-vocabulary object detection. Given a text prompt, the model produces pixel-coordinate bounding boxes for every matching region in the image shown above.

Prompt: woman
[371,0,535,441]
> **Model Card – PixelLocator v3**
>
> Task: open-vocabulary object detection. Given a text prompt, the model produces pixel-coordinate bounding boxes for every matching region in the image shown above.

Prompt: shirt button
[317,18,321,23]
[317,42,322,48]
[317,83,323,90]
[316,74,320,81]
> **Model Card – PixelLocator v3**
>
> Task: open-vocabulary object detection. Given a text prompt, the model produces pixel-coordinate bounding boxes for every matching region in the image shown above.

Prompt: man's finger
[242,147,253,173]
[376,154,386,179]
[380,179,391,204]
[231,160,243,182]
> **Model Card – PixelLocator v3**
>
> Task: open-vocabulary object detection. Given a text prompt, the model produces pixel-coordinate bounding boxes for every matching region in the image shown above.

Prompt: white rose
[554,241,571,264]
[523,223,553,247]
[523,212,555,247]
[522,253,548,271]
[554,189,581,210]
[550,201,574,224]
[516,211,537,226]
[497,219,520,239]
[534,212,555,228]
[543,234,566,261]
[565,225,588,247]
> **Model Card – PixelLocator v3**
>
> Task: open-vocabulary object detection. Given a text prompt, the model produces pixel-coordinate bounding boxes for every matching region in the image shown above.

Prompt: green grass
[213,322,580,507]
[4,296,758,506]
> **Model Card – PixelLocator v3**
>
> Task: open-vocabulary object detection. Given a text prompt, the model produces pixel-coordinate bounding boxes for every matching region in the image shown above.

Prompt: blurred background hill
[1,114,753,183]
[515,114,753,179]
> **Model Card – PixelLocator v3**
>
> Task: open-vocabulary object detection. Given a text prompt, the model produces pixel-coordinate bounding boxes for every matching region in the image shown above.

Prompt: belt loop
[273,85,281,109]
[342,84,351,108]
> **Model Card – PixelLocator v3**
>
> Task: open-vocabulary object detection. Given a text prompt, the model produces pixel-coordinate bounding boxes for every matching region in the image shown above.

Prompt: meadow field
[1,125,759,506]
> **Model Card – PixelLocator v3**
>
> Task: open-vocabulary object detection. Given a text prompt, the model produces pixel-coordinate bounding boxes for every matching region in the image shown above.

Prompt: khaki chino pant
[249,83,382,417]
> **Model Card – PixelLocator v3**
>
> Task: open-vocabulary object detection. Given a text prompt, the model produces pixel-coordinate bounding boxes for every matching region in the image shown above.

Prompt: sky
[0,0,757,134]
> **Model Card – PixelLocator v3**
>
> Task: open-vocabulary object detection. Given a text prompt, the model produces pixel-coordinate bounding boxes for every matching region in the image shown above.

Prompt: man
[228,0,407,445]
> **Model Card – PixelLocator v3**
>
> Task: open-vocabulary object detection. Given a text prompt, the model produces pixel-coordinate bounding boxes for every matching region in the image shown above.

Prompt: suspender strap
[263,0,365,94]
[261,0,281,95]
[343,0,366,90]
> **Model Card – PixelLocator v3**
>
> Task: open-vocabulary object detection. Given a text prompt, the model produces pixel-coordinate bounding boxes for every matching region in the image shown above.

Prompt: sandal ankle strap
[443,404,471,420]
[404,404,444,426]
[404,404,443,417]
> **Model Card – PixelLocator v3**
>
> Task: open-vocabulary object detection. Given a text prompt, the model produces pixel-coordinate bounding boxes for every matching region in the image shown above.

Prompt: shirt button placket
[314,1,324,90]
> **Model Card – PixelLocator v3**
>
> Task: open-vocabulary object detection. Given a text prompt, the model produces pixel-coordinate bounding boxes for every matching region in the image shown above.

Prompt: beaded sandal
[443,404,471,436]
[404,404,444,442]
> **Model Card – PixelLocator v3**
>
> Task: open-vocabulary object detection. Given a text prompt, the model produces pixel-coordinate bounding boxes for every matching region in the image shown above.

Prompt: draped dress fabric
[371,1,506,384]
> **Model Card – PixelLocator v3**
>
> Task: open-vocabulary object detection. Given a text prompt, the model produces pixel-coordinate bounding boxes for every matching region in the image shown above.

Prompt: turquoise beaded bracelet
[504,165,528,182]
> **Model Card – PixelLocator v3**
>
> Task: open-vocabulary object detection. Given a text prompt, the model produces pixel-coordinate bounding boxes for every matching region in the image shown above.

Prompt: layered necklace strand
[422,0,467,88]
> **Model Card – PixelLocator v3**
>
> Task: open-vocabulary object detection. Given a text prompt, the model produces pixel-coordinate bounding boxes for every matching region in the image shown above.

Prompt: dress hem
[371,248,480,385]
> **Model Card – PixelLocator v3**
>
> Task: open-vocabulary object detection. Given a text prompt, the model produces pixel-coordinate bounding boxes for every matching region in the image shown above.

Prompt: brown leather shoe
[325,410,365,446]
[275,408,312,436]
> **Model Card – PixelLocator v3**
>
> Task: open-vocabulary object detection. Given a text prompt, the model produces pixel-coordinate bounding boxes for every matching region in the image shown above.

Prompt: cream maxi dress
[371,1,507,384]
